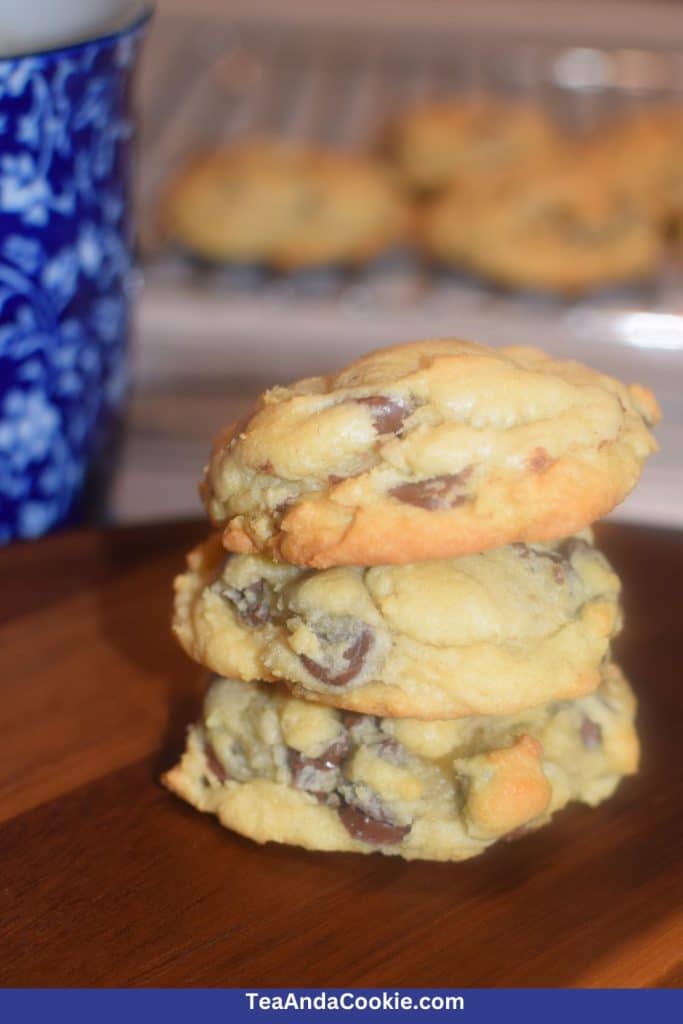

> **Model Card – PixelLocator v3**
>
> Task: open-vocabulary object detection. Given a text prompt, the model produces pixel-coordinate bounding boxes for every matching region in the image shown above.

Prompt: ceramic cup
[0,2,151,541]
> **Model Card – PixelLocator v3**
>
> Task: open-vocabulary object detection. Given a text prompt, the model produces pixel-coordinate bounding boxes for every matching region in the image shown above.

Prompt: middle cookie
[174,532,621,720]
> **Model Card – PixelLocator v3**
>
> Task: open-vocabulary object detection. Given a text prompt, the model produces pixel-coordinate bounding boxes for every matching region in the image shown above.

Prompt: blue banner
[0,988,679,1022]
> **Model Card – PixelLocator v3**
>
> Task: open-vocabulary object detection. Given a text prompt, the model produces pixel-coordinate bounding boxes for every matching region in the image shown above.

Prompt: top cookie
[204,339,660,568]
[386,96,560,194]
[159,141,409,269]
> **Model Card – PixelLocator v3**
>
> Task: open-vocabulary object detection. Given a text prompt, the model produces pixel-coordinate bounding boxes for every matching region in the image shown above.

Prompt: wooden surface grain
[0,519,682,988]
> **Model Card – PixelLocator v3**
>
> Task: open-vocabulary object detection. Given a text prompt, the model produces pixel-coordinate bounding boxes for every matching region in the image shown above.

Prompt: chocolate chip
[320,733,352,766]
[337,783,411,846]
[372,736,409,766]
[546,555,566,585]
[300,624,374,688]
[528,447,552,472]
[580,716,602,751]
[288,735,350,801]
[513,543,568,584]
[218,579,272,627]
[338,802,411,846]
[287,754,334,801]
[274,497,296,517]
[355,395,414,435]
[289,734,351,776]
[343,712,371,729]
[389,469,472,510]
[343,713,381,745]
[204,741,229,783]
[556,537,591,561]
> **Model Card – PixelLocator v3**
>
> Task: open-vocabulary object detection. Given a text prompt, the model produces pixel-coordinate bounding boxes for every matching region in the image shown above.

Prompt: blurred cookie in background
[590,108,683,239]
[420,151,663,294]
[385,95,561,195]
[159,140,410,270]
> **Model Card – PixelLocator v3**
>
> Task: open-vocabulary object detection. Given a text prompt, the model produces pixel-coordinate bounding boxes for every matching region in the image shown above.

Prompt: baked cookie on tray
[159,141,409,269]
[420,156,662,293]
[174,532,621,719]
[203,339,660,568]
[163,663,638,862]
[385,95,560,194]
[591,108,683,235]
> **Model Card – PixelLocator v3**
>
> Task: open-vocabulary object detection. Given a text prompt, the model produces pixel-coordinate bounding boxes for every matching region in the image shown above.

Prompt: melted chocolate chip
[513,543,568,584]
[300,626,373,688]
[288,735,350,801]
[528,447,552,473]
[220,579,272,627]
[274,497,296,518]
[556,537,591,561]
[290,734,351,775]
[343,712,371,729]
[342,713,380,742]
[389,469,472,510]
[320,733,352,766]
[580,716,603,751]
[355,395,414,435]
[287,753,333,801]
[204,741,229,783]
[338,802,411,846]
[545,553,567,584]
[373,736,409,766]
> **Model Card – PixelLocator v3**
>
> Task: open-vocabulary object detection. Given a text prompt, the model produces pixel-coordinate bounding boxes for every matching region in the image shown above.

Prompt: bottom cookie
[163,663,638,862]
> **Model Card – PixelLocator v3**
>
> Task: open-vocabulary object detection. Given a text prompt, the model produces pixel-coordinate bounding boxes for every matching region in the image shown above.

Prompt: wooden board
[0,519,681,987]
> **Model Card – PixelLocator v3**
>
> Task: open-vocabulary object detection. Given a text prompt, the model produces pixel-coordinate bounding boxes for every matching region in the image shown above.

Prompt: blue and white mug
[0,1,151,542]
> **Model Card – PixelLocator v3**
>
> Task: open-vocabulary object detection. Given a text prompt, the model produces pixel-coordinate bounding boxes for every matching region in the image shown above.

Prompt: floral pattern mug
[0,8,150,542]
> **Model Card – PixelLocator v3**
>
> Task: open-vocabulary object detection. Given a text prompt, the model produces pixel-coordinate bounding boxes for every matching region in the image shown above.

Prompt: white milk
[0,0,147,57]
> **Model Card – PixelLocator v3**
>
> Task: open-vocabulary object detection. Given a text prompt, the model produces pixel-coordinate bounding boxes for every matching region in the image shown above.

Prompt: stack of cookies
[164,339,659,862]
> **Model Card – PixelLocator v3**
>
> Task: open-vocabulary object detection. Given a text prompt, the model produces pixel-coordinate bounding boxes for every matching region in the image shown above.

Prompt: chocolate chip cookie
[421,155,662,293]
[163,662,638,862]
[591,108,683,237]
[386,96,560,194]
[159,141,409,269]
[174,532,621,719]
[203,339,660,568]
